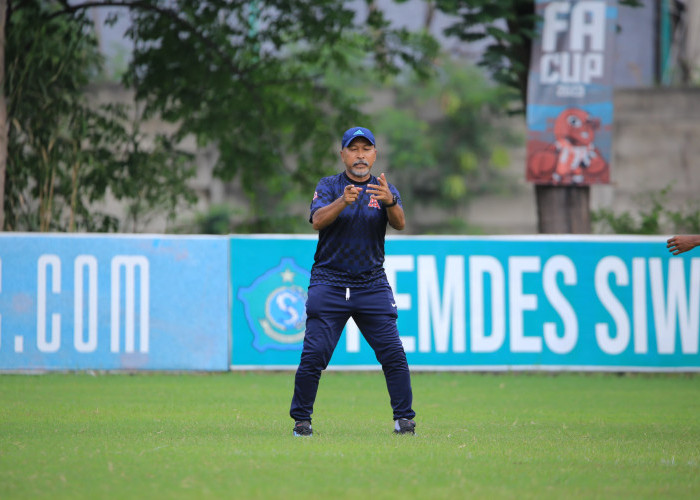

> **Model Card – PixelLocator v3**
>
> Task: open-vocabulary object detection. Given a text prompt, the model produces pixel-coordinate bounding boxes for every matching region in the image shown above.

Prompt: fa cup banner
[526,0,616,185]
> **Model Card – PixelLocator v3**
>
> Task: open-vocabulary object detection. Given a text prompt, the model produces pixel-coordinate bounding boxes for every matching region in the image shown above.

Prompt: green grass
[1,372,699,499]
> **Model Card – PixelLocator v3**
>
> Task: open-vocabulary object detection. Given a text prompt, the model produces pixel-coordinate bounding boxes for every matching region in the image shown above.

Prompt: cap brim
[342,137,375,148]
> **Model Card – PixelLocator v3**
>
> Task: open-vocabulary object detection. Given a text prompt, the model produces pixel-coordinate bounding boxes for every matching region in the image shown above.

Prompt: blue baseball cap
[341,126,376,149]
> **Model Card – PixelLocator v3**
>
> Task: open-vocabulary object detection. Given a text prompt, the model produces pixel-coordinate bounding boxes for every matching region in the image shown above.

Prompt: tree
[3,1,195,231]
[370,60,521,234]
[120,0,436,232]
[1,0,437,232]
[0,0,6,230]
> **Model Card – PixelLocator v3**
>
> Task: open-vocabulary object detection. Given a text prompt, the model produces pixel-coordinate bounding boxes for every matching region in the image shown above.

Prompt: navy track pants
[289,283,415,422]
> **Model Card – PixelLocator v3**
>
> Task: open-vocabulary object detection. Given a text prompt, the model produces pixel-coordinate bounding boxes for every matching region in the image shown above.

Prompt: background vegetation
[0,0,648,234]
[593,185,700,235]
[3,0,439,232]
[5,1,196,231]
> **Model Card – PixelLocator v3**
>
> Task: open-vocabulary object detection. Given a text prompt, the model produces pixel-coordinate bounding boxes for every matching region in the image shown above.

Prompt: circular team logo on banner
[262,286,306,343]
[237,258,310,352]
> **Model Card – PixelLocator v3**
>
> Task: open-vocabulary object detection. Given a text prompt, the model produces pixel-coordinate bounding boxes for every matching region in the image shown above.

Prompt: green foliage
[117,0,438,233]
[4,1,648,234]
[189,204,243,235]
[371,60,521,234]
[4,0,438,233]
[432,0,538,112]
[592,185,700,234]
[423,216,487,236]
[182,203,312,235]
[4,1,196,232]
[668,208,700,234]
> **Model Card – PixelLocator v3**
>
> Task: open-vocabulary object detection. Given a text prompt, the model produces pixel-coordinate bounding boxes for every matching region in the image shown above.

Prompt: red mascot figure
[527,107,609,184]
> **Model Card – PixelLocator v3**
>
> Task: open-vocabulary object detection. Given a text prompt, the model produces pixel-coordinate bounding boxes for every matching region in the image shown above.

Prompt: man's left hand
[366,173,394,205]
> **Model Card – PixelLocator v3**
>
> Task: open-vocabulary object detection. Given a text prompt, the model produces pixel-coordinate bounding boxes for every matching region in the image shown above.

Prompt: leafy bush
[592,185,700,234]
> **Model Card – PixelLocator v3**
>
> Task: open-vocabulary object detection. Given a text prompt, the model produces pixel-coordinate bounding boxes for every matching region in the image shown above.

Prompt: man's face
[341,137,377,180]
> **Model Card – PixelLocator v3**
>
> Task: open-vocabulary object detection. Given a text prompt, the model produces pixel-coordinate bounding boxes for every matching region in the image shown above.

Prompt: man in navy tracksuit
[289,126,416,436]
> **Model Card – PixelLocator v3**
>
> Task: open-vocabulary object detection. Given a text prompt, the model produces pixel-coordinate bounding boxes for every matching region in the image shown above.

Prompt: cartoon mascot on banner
[527,107,609,184]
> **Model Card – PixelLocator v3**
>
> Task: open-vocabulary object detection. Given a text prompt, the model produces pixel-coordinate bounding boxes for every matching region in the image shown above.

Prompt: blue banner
[0,234,229,371]
[526,0,616,185]
[231,235,700,371]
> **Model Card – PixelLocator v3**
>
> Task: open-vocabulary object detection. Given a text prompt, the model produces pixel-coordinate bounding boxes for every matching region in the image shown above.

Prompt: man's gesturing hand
[343,184,362,205]
[667,235,700,255]
[366,173,393,205]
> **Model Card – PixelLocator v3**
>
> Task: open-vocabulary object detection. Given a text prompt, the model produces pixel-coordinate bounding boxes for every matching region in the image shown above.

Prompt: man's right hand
[312,184,363,230]
[343,184,362,205]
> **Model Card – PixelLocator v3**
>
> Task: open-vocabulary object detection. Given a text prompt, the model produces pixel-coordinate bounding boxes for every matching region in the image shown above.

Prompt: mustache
[352,160,369,167]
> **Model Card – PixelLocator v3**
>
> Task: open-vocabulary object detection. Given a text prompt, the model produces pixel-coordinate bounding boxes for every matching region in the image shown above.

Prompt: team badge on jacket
[237,258,310,352]
[368,198,380,209]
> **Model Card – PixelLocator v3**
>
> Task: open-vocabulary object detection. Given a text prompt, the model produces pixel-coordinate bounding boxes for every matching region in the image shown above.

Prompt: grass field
[1,371,699,499]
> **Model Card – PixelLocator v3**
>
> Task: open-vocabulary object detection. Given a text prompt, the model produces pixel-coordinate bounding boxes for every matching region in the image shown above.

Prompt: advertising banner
[0,234,229,371]
[231,235,700,371]
[526,0,616,185]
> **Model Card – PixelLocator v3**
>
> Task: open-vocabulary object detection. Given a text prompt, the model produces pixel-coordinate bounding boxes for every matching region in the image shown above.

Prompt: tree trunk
[535,185,591,234]
[0,0,7,231]
[424,1,435,30]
